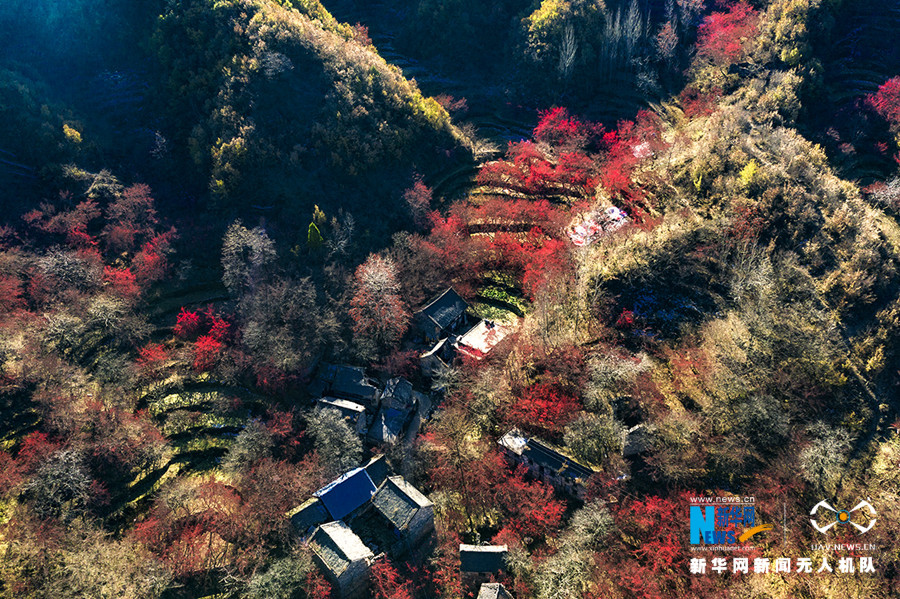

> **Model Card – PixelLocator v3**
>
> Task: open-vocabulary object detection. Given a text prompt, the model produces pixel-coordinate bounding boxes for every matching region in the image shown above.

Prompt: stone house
[287,496,329,538]
[414,287,470,343]
[498,429,596,499]
[366,407,412,445]
[308,521,374,599]
[371,475,435,553]
[460,544,508,589]
[310,364,381,408]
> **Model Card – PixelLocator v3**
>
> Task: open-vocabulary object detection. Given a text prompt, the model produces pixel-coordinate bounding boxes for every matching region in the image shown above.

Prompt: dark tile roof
[314,364,380,403]
[372,476,433,531]
[313,467,377,520]
[364,454,389,487]
[367,408,409,444]
[523,439,595,482]
[623,423,650,457]
[500,429,596,483]
[381,377,416,411]
[460,544,508,573]
[309,520,374,576]
[287,497,329,534]
[416,288,468,330]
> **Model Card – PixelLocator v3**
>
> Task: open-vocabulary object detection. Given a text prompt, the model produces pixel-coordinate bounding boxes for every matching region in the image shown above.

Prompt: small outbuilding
[367,407,411,445]
[414,287,470,343]
[498,429,596,499]
[310,364,381,408]
[287,497,329,537]
[308,520,375,599]
[460,544,508,588]
[372,475,435,550]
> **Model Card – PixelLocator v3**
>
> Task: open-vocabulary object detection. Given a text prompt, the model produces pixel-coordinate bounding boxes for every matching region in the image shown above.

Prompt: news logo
[689,496,772,547]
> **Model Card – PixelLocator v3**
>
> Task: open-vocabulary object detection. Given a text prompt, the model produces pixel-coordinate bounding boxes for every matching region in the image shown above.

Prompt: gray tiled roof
[367,408,408,444]
[381,377,416,411]
[287,497,329,534]
[372,476,433,531]
[309,521,373,576]
[460,544,508,573]
[416,288,468,330]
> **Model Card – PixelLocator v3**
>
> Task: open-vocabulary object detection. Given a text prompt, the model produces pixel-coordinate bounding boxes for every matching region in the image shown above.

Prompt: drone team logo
[810,499,877,534]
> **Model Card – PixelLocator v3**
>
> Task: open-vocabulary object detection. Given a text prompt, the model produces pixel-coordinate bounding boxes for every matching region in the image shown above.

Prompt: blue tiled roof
[313,467,377,520]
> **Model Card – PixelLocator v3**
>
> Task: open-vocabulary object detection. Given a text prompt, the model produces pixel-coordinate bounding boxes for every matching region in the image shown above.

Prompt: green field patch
[160,411,247,438]
[147,383,265,417]
[470,301,519,324]
[476,284,528,317]
[171,435,233,456]
[483,270,519,290]
[149,389,236,418]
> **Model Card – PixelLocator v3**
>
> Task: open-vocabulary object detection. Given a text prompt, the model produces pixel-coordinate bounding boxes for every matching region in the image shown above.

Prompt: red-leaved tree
[696,1,759,65]
[174,308,201,339]
[371,557,413,599]
[507,383,579,438]
[193,335,223,371]
[866,77,900,128]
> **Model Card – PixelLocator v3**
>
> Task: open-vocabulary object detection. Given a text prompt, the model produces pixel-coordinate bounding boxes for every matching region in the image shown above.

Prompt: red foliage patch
[403,176,433,229]
[508,383,579,437]
[533,106,599,150]
[371,557,414,599]
[137,343,168,369]
[305,570,333,599]
[205,308,231,343]
[0,275,25,312]
[477,139,598,202]
[132,230,175,285]
[866,77,900,128]
[103,265,140,299]
[679,86,722,118]
[608,495,689,599]
[0,451,23,494]
[495,466,566,539]
[15,432,63,474]
[67,226,99,250]
[254,363,289,395]
[174,308,201,339]
[193,335,223,371]
[696,1,759,65]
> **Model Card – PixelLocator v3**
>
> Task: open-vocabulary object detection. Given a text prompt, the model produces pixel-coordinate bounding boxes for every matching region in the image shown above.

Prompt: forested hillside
[1,1,899,598]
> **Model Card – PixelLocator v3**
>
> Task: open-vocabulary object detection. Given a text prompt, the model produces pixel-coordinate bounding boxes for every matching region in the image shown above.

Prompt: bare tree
[558,24,578,81]
[307,407,362,478]
[221,220,276,296]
